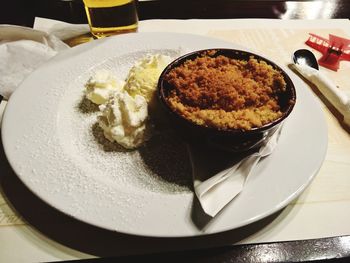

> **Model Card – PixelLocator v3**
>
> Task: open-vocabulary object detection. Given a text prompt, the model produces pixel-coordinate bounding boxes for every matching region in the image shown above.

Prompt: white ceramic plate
[1,32,327,237]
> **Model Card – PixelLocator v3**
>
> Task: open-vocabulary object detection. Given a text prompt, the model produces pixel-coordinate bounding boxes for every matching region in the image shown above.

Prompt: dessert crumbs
[165,55,287,130]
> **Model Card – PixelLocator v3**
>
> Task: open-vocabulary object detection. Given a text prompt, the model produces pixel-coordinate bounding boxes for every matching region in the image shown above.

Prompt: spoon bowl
[293,49,319,70]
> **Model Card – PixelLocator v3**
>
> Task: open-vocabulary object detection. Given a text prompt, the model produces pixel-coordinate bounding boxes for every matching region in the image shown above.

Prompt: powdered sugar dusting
[5,33,244,235]
[58,49,192,195]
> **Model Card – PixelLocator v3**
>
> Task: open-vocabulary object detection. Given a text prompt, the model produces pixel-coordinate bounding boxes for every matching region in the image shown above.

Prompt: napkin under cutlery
[292,64,350,127]
[188,126,283,217]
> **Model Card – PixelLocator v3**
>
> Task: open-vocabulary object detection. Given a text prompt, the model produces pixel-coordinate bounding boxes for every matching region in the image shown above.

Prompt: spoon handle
[294,64,350,115]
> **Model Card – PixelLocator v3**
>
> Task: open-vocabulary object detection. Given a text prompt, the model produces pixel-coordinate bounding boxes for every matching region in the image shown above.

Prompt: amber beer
[83,0,138,38]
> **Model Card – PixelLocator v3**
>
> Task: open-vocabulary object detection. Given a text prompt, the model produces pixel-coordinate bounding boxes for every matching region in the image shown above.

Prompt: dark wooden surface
[1,0,350,27]
[1,1,350,262]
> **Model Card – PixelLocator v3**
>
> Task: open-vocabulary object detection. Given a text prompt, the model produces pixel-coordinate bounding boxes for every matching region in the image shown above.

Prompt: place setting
[1,1,350,261]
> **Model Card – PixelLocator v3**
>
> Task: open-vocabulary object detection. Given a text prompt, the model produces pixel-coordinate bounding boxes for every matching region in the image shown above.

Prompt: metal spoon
[293,49,319,70]
[292,49,350,127]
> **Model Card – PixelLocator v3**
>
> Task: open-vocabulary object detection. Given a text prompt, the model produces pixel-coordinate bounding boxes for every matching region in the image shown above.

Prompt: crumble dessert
[164,54,288,130]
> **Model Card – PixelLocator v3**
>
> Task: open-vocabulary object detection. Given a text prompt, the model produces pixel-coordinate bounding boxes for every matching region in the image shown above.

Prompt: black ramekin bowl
[157,48,296,152]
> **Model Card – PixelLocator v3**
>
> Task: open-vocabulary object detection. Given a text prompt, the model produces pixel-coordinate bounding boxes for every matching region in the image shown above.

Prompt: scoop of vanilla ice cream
[98,90,149,149]
[85,70,124,105]
[124,54,172,105]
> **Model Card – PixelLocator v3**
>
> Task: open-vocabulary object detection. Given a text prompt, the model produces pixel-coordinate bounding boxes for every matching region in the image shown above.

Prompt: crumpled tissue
[0,17,89,99]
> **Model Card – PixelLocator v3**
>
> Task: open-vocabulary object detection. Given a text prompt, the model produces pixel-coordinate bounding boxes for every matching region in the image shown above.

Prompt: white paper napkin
[33,17,89,40]
[188,126,282,217]
[292,64,350,126]
[0,18,90,100]
[0,25,69,99]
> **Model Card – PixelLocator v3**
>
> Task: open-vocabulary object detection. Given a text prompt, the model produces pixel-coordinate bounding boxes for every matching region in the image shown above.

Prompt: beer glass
[83,0,138,38]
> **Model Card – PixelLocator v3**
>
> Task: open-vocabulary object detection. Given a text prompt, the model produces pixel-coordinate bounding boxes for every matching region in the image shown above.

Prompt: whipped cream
[84,54,173,149]
[98,91,148,149]
[85,70,124,105]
